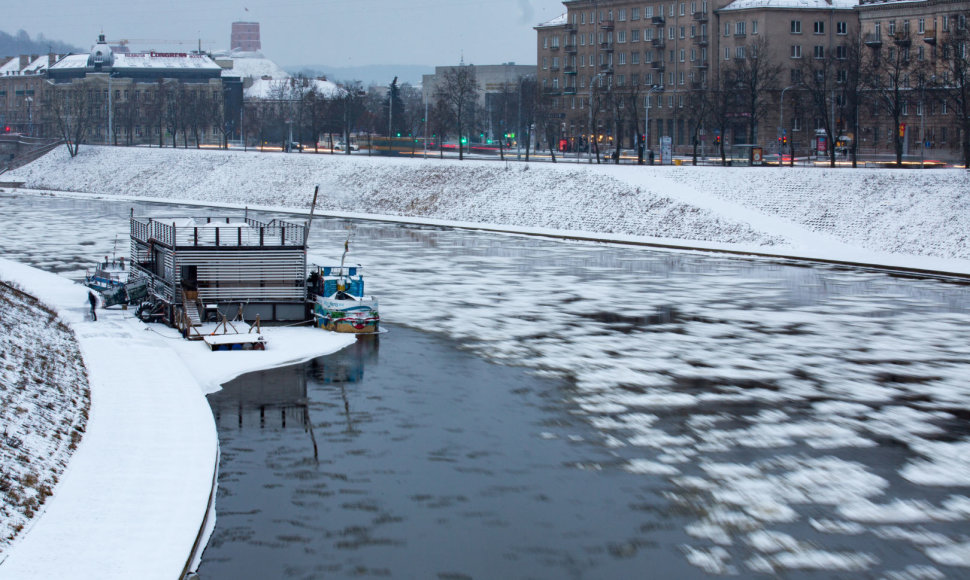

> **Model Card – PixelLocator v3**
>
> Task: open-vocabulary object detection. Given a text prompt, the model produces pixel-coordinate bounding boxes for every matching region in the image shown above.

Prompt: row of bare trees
[47,79,226,157]
[537,17,970,168]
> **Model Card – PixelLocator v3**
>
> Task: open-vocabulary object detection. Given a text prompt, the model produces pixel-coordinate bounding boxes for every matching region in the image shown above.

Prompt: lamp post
[779,85,793,167]
[24,96,32,137]
[642,84,662,164]
[920,75,934,169]
[588,72,608,163]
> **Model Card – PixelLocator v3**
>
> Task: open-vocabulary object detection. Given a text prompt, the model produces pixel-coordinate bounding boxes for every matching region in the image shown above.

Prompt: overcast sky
[4,0,566,67]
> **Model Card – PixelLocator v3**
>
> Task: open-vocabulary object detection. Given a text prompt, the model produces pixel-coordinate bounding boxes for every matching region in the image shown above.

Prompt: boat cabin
[130,215,308,325]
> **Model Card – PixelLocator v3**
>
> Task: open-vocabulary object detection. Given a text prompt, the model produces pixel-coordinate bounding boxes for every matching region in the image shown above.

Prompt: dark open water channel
[200,327,692,579]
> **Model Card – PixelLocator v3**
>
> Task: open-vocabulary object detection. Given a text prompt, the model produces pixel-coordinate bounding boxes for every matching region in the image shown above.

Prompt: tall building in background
[231,22,261,52]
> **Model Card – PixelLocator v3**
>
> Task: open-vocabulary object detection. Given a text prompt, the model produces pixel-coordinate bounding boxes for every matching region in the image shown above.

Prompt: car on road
[334,141,359,151]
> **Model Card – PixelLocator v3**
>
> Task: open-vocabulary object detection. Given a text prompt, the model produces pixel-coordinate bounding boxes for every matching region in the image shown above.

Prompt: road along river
[2,191,969,578]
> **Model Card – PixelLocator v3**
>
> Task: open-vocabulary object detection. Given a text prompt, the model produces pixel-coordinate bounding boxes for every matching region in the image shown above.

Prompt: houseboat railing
[132,217,307,248]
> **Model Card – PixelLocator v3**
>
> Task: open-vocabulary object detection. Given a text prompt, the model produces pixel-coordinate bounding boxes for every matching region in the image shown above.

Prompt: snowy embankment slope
[7,145,970,273]
[0,258,355,579]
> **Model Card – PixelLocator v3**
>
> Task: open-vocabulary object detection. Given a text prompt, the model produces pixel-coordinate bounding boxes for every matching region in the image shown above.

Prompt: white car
[334,141,359,151]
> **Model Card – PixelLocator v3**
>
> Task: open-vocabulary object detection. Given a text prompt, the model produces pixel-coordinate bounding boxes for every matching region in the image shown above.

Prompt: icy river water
[2,192,970,579]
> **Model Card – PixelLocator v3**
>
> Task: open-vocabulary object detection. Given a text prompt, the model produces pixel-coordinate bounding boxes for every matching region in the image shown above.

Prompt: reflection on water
[198,327,696,579]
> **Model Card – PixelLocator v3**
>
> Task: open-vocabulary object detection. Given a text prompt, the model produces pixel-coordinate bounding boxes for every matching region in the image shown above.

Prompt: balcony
[600,42,614,52]
[564,66,577,74]
[549,44,560,51]
[565,43,577,53]
[601,20,615,30]
[599,64,614,74]
[892,32,911,47]
[691,81,708,90]
[543,88,562,96]
[864,32,882,47]
[565,22,576,31]
[564,86,577,95]
[923,29,936,44]
[693,59,709,68]
[652,38,666,48]
[692,11,708,22]
[651,61,666,71]
[652,15,665,26]
[550,64,560,72]
[692,34,708,46]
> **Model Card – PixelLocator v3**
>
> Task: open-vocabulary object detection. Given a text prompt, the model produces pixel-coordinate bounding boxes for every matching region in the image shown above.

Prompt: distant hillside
[0,29,81,58]
[286,64,432,87]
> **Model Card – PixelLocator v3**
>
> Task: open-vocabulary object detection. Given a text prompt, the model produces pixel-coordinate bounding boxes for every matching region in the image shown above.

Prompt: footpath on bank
[0,257,355,579]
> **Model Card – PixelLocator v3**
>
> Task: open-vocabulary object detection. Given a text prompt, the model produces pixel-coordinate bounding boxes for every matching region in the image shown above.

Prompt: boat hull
[313,297,380,334]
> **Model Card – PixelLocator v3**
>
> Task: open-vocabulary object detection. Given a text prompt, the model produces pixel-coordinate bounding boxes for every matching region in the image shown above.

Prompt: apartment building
[857,0,970,158]
[538,0,858,155]
[0,54,62,137]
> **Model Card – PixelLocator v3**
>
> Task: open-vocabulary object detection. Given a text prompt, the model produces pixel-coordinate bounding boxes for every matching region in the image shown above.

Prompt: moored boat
[308,241,380,334]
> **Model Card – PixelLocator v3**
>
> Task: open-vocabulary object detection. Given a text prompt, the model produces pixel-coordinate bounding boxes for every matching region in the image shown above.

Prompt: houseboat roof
[131,216,307,249]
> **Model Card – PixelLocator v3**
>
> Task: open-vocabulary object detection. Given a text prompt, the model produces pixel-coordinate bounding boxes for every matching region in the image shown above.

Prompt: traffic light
[3,126,9,133]
[782,135,788,145]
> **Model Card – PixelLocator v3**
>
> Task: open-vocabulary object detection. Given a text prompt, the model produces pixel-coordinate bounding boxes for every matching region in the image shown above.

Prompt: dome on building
[87,33,114,69]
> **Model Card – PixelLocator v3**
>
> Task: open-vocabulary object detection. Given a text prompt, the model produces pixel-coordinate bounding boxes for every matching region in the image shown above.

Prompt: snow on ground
[8,145,970,273]
[0,258,354,578]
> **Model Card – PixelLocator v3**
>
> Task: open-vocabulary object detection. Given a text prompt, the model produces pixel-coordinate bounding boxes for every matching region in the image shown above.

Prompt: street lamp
[779,85,793,167]
[920,75,934,169]
[642,84,662,164]
[24,96,32,137]
[588,72,608,163]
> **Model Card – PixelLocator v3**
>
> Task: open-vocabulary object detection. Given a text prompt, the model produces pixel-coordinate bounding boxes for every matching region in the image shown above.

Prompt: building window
[736,46,746,59]
[752,20,758,34]
[619,52,627,64]
[791,20,802,34]
[837,21,847,35]
[632,52,640,64]
[580,34,586,46]
[725,22,731,37]
[724,47,731,60]
[690,48,697,61]
[791,45,802,58]
[542,57,548,69]
[814,45,824,59]
[918,18,925,34]
[736,21,746,35]
[679,71,685,84]
[814,21,824,34]
[680,26,686,38]
[543,37,548,49]
[669,26,675,39]
[679,3,685,16]
[791,68,802,83]
[581,12,585,24]
[618,30,627,42]
[632,29,640,42]
[888,20,896,35]
[838,69,847,83]
[679,49,685,61]
[837,45,847,59]
[619,8,627,21]
[645,6,653,18]
[632,7,640,20]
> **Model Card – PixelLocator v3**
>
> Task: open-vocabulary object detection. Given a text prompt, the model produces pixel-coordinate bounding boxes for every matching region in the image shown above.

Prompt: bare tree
[935,15,970,168]
[861,27,918,166]
[434,64,480,160]
[729,36,783,161]
[47,82,92,157]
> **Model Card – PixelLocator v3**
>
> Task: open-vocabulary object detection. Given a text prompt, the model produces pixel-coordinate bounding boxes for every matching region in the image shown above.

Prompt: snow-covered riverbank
[0,257,354,578]
[6,145,970,272]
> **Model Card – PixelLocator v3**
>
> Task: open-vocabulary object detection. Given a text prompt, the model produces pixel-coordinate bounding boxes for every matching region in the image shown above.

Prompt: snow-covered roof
[0,55,54,75]
[720,0,858,10]
[112,52,221,71]
[536,13,568,28]
[244,77,343,99]
[48,54,90,70]
[216,54,289,80]
[48,52,221,71]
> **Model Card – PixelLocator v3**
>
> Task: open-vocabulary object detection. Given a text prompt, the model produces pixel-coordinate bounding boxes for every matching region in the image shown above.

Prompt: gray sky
[5,0,566,67]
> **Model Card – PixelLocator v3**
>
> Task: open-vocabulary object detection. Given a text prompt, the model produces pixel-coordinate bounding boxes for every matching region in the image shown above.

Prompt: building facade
[0,54,64,137]
[44,33,242,146]
[538,0,859,156]
[857,0,970,159]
